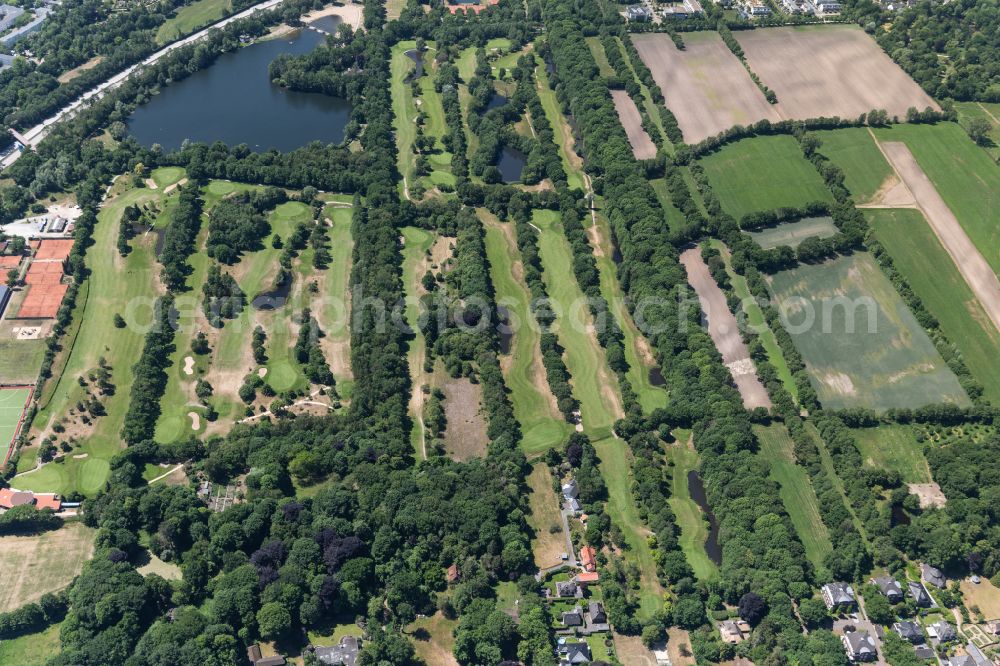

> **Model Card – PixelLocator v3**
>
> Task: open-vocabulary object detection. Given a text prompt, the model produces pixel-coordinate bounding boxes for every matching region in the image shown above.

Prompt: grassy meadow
[851,424,932,484]
[156,0,229,45]
[814,127,893,202]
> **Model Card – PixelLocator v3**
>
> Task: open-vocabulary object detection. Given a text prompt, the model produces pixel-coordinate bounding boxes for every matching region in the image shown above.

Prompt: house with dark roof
[822,582,857,611]
[246,644,286,666]
[908,580,932,607]
[588,602,606,625]
[842,630,877,662]
[624,4,653,20]
[987,621,1000,636]
[555,580,579,598]
[929,621,957,644]
[313,636,361,666]
[947,657,976,666]
[562,479,579,500]
[966,642,994,666]
[892,621,923,644]
[914,645,936,660]
[922,564,947,589]
[719,620,747,644]
[559,641,592,665]
[562,607,583,627]
[872,576,904,603]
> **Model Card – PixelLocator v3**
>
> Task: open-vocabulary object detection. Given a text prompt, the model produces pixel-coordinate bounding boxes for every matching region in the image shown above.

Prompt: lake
[497,145,526,183]
[128,20,351,152]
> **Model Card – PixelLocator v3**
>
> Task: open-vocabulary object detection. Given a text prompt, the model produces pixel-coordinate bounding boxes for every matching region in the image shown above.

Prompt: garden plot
[632,32,779,144]
[767,253,969,411]
[734,25,939,122]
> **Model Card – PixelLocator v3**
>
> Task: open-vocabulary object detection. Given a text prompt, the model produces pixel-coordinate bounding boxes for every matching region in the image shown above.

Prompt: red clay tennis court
[34,239,74,261]
[0,255,22,271]
[17,282,68,319]
[24,261,64,285]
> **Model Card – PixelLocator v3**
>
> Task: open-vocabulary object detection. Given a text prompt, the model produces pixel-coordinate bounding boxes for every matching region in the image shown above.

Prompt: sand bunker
[188,411,201,430]
[183,356,195,376]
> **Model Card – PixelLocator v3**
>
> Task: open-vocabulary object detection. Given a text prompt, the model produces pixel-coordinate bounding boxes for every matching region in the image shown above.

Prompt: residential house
[562,479,579,500]
[966,643,994,666]
[313,636,361,666]
[555,580,579,598]
[928,621,957,644]
[921,564,947,589]
[811,0,841,13]
[947,657,976,666]
[986,621,1000,636]
[0,488,61,513]
[872,576,904,603]
[892,621,923,644]
[624,4,653,21]
[908,580,932,607]
[559,641,592,665]
[914,646,936,660]
[588,602,607,625]
[567,498,581,513]
[740,0,771,15]
[575,571,599,587]
[247,645,286,666]
[579,546,597,572]
[842,630,877,662]
[720,620,747,644]
[821,582,857,611]
[562,606,583,627]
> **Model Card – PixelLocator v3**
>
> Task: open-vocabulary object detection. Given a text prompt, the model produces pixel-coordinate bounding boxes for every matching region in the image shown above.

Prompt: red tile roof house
[0,487,62,512]
[579,546,597,572]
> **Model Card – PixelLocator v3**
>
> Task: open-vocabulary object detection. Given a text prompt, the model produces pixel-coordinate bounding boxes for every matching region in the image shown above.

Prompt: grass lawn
[960,577,1000,619]
[23,183,166,495]
[316,205,354,386]
[526,463,567,568]
[955,101,1000,162]
[408,612,458,666]
[814,127,893,202]
[589,212,668,414]
[391,41,420,197]
[151,166,186,189]
[648,179,689,232]
[401,226,435,457]
[0,522,95,612]
[749,216,838,250]
[851,424,932,484]
[710,240,797,401]
[0,622,62,665]
[754,423,832,572]
[585,37,615,78]
[417,44,456,191]
[873,122,1000,275]
[667,442,719,581]
[534,209,623,438]
[155,0,229,44]
[0,387,31,453]
[593,436,664,620]
[535,64,585,192]
[767,253,968,411]
[867,207,1000,404]
[700,134,834,219]
[0,339,46,384]
[482,213,571,454]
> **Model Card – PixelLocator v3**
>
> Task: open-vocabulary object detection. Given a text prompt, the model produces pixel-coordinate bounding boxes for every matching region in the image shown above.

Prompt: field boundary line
[869,130,1000,334]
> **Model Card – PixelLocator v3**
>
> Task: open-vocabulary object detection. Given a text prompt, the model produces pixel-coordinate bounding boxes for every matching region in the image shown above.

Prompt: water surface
[687,470,722,566]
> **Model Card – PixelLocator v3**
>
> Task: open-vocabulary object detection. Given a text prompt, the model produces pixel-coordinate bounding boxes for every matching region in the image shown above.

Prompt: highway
[1,0,288,169]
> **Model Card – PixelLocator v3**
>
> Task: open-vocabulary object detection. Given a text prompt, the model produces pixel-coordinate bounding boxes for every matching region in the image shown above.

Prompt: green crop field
[814,127,893,203]
[867,208,1000,404]
[709,241,797,401]
[851,424,932,484]
[0,387,30,454]
[155,0,229,45]
[872,122,1000,275]
[700,134,834,219]
[667,442,719,581]
[754,423,832,572]
[767,253,968,411]
[535,210,623,437]
[749,216,838,250]
[483,216,572,454]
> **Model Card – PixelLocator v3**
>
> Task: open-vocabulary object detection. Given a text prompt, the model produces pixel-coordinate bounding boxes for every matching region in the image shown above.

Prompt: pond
[687,470,722,566]
[497,145,526,183]
[404,48,423,82]
[648,366,665,387]
[128,19,351,152]
[497,305,512,354]
[486,92,508,111]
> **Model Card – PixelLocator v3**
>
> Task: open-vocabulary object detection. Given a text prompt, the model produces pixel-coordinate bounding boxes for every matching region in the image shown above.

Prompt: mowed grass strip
[768,253,968,411]
[536,63,584,192]
[391,41,420,196]
[482,214,570,454]
[754,423,832,572]
[700,134,833,219]
[401,226,435,457]
[534,210,623,437]
[814,127,893,203]
[851,424,932,484]
[317,205,355,387]
[867,208,1000,404]
[873,123,1000,275]
[667,442,719,581]
[585,37,615,78]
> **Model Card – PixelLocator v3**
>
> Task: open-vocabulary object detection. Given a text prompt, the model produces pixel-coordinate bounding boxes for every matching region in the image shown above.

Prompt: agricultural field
[610,90,656,160]
[814,127,894,203]
[749,217,838,250]
[754,423,832,572]
[699,134,834,219]
[632,31,778,144]
[482,212,571,454]
[0,522,95,612]
[867,207,1000,403]
[734,25,939,122]
[850,424,932,484]
[767,252,969,411]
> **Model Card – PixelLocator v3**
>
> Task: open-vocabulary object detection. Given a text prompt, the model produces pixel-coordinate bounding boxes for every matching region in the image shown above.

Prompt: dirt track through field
[632,32,779,144]
[680,249,772,410]
[878,141,1000,334]
[610,90,657,160]
[735,25,939,122]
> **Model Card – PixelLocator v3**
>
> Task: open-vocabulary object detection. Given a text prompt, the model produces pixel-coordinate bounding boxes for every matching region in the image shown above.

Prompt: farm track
[876,140,1000,334]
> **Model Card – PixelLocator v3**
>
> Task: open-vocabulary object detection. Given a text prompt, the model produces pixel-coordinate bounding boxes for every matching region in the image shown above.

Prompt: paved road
[1,0,288,169]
